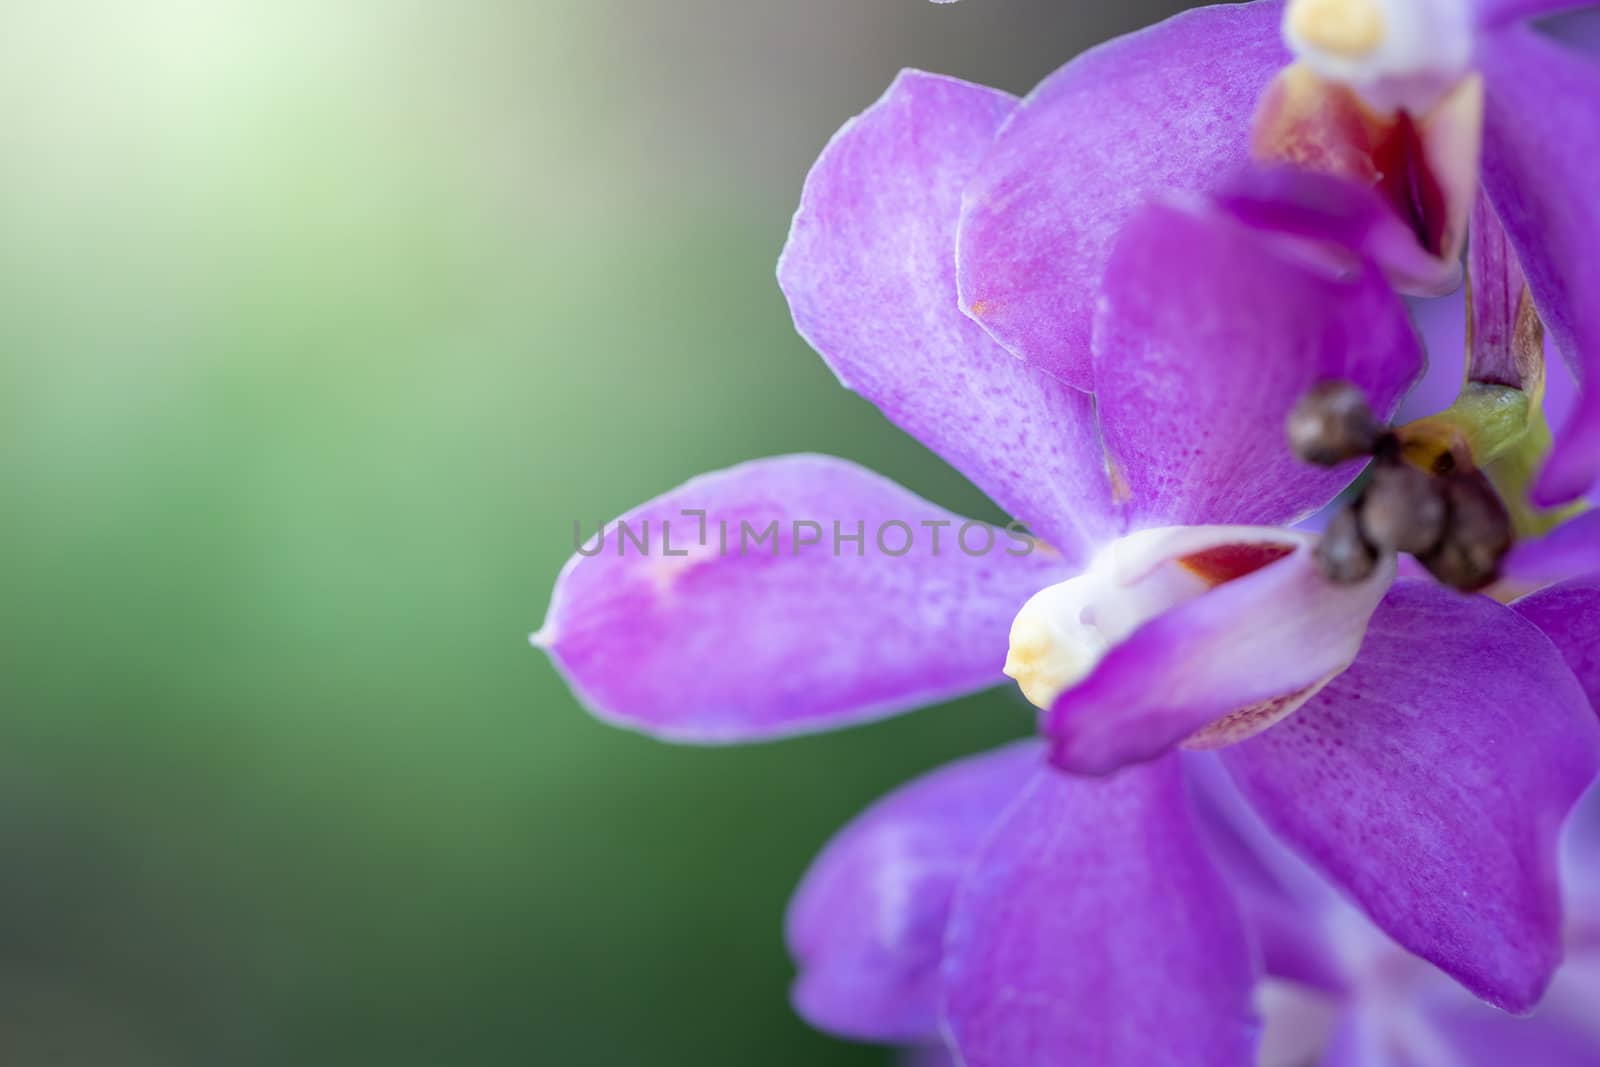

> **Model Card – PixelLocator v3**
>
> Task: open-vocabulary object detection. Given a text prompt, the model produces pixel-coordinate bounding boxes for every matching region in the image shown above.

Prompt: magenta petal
[1479,24,1600,503]
[1401,288,1472,423]
[1501,511,1600,584]
[1467,192,1535,388]
[537,455,1074,742]
[1093,198,1423,529]
[786,741,1042,1043]
[1472,0,1600,29]
[1048,541,1394,775]
[1216,166,1460,295]
[1184,754,1348,994]
[1325,968,1600,1067]
[778,70,1119,560]
[1541,390,1600,505]
[1547,6,1600,51]
[942,757,1259,1067]
[1223,580,1600,1012]
[1416,992,1600,1067]
[956,0,1287,390]
[1514,576,1600,713]
[1309,1011,1388,1067]
[1565,782,1600,928]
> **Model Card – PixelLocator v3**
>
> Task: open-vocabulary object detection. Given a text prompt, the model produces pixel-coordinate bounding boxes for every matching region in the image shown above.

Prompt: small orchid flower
[954,0,1600,505]
[536,64,1600,1065]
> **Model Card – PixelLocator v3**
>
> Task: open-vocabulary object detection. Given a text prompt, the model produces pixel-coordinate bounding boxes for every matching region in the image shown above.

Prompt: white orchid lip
[1283,0,1474,114]
[1003,526,1306,712]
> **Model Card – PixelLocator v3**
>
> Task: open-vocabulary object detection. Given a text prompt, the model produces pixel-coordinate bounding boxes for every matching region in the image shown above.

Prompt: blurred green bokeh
[0,2,1186,1062]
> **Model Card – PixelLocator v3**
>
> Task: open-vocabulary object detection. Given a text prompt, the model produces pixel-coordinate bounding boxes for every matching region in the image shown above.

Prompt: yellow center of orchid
[1002,590,1108,710]
[1287,0,1385,59]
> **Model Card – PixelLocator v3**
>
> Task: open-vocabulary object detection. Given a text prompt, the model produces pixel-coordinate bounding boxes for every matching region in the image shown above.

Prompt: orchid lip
[1040,531,1399,774]
[1004,526,1310,712]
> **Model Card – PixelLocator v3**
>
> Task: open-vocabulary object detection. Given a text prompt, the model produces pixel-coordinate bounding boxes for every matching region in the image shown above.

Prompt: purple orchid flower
[536,52,1600,1064]
[953,0,1600,505]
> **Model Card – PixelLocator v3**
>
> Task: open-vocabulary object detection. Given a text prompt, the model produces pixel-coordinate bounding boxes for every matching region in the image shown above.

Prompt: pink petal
[956,0,1288,389]
[538,455,1074,741]
[778,70,1119,560]
[1223,580,1600,1011]
[942,757,1259,1067]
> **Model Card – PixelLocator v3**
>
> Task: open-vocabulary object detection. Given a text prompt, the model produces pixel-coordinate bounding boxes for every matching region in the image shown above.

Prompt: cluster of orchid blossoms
[536,0,1600,1063]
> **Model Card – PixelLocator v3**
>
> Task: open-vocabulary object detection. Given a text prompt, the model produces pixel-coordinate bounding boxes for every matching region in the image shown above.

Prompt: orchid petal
[778,70,1118,560]
[1223,580,1600,1011]
[1184,753,1348,993]
[786,741,1041,1043]
[1319,1010,1444,1067]
[1400,286,1471,422]
[942,757,1259,1067]
[1502,510,1600,584]
[1423,995,1600,1066]
[1473,0,1600,29]
[1478,23,1600,503]
[1546,6,1600,51]
[1322,951,1600,1067]
[1513,575,1600,713]
[956,0,1288,389]
[1563,781,1600,928]
[1466,191,1543,389]
[1216,166,1457,294]
[537,455,1074,742]
[1093,196,1423,529]
[1541,390,1600,506]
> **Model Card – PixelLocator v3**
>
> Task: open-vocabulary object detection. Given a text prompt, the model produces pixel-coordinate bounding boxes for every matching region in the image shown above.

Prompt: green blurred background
[0,1,1190,1062]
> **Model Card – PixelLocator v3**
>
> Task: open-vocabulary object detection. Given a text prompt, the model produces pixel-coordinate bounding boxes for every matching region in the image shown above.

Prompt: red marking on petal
[1372,110,1448,255]
[1178,542,1295,588]
[1181,677,1330,749]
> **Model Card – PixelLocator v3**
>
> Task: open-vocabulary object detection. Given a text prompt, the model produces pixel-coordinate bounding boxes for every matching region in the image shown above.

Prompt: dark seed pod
[1287,381,1383,467]
[1315,506,1379,584]
[1418,472,1514,591]
[1358,461,1448,556]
